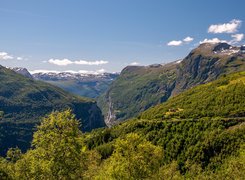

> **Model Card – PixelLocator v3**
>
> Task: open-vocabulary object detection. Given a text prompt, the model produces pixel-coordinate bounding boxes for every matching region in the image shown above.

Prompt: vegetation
[97,64,177,123]
[0,58,244,179]
[0,66,105,156]
[98,43,245,124]
[140,71,245,120]
[0,110,244,179]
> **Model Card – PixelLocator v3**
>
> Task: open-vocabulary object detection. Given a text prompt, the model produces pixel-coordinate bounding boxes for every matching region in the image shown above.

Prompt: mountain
[32,72,119,98]
[140,71,245,120]
[10,67,33,78]
[0,66,105,155]
[83,72,245,178]
[98,43,245,126]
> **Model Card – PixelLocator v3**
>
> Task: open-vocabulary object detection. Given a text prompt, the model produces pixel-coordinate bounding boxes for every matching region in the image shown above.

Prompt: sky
[0,0,245,74]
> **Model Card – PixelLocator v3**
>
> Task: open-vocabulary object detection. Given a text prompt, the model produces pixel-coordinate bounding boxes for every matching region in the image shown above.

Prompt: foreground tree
[13,109,89,179]
[97,133,163,179]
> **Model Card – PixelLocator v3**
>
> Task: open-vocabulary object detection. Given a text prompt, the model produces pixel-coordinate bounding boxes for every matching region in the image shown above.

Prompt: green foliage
[11,110,92,179]
[85,118,245,172]
[6,148,22,163]
[140,72,245,120]
[208,146,245,179]
[0,67,245,179]
[0,157,11,180]
[0,111,244,179]
[96,133,163,179]
[97,64,177,122]
[98,44,245,123]
[0,66,105,155]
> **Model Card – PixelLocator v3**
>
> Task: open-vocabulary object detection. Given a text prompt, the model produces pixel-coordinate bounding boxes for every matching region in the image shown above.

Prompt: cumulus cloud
[48,58,108,66]
[167,36,194,46]
[208,19,242,34]
[199,38,227,44]
[231,33,244,42]
[183,36,194,43]
[29,69,106,75]
[167,40,183,46]
[48,59,73,66]
[129,62,139,65]
[0,52,14,60]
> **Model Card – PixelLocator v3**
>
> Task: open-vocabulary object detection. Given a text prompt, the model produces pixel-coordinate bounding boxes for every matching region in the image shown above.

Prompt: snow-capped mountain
[10,67,33,78]
[32,71,119,98]
[32,71,119,82]
[8,67,119,98]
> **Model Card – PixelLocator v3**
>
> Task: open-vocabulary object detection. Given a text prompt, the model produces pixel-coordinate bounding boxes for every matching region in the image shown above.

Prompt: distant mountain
[10,67,33,78]
[32,72,119,98]
[98,43,245,126]
[0,66,105,155]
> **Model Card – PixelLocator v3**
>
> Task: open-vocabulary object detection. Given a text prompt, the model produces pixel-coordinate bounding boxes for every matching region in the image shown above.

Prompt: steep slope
[98,43,245,125]
[84,72,245,174]
[98,63,178,125]
[32,72,119,98]
[172,43,245,95]
[0,66,105,155]
[140,71,245,120]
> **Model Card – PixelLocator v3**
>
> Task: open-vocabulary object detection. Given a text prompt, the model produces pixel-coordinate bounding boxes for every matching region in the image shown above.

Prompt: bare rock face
[212,43,231,52]
[11,67,33,78]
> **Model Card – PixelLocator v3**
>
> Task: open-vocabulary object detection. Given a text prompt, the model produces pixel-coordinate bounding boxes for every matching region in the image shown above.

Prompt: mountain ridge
[0,65,105,155]
[98,42,245,126]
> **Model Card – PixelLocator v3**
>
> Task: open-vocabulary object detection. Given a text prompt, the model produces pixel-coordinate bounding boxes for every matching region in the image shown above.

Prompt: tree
[97,133,163,179]
[6,148,22,163]
[13,109,89,179]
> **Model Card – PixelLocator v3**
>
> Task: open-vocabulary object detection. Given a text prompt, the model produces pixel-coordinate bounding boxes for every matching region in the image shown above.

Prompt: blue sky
[0,0,244,73]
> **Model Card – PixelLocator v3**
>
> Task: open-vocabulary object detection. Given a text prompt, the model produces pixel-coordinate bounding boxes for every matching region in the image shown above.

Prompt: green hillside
[82,72,245,178]
[98,43,245,125]
[0,72,244,179]
[140,71,245,120]
[0,66,105,155]
[97,63,177,125]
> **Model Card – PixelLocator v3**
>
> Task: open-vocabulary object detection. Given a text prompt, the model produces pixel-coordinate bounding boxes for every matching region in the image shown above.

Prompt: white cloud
[167,40,182,46]
[74,60,108,65]
[0,52,14,60]
[199,38,227,44]
[48,58,108,66]
[183,36,194,43]
[129,62,139,65]
[30,69,106,75]
[17,57,23,60]
[231,33,244,42]
[48,59,73,66]
[97,69,106,73]
[208,19,242,34]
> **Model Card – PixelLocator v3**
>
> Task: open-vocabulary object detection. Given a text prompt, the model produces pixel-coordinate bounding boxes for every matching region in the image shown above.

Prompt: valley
[0,28,244,180]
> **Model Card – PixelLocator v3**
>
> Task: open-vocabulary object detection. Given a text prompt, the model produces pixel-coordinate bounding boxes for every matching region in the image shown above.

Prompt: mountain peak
[10,67,33,78]
[192,42,244,57]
